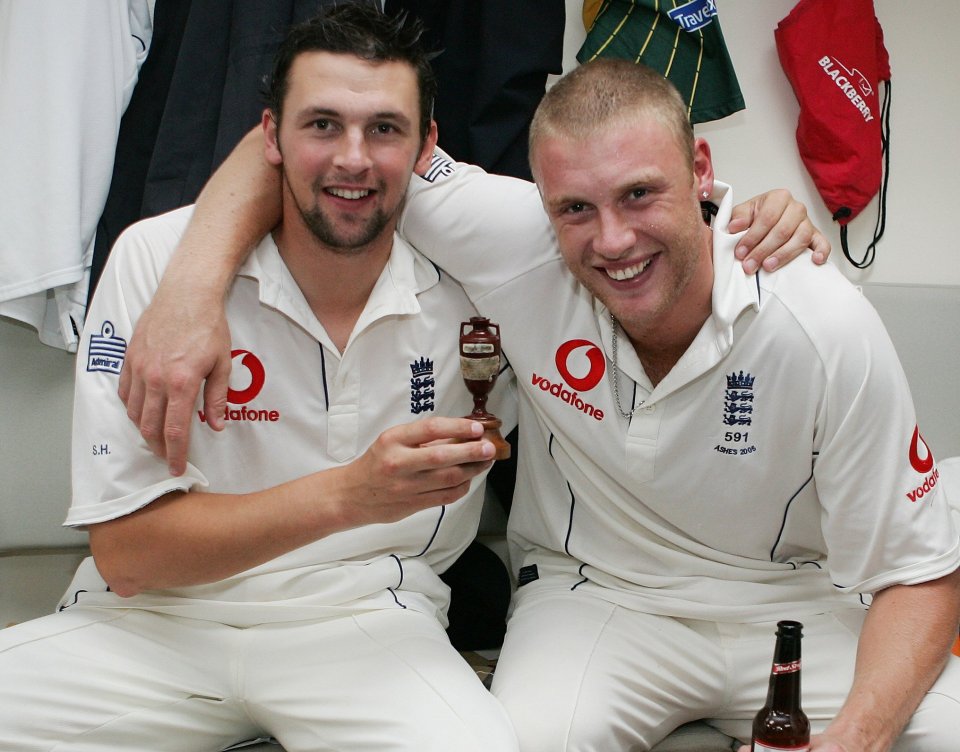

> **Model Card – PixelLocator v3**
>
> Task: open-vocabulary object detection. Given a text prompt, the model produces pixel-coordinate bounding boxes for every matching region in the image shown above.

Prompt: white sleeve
[812,291,960,592]
[67,207,209,527]
[398,151,560,303]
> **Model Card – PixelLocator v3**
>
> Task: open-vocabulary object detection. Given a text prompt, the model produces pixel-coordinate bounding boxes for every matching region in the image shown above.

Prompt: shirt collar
[593,181,760,397]
[237,233,440,346]
[708,181,762,355]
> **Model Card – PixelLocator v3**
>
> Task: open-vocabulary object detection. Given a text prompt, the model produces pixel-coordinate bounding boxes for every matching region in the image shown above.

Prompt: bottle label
[772,659,801,674]
[752,743,810,751]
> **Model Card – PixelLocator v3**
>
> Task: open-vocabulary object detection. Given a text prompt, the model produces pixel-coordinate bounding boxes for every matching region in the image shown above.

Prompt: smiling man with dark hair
[0,7,518,750]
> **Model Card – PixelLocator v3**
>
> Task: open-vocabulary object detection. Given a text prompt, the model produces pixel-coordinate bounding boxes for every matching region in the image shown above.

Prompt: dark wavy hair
[265,3,436,141]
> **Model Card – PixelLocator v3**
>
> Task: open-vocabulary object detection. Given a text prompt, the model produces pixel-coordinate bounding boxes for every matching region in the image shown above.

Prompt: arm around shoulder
[727,188,831,273]
[399,155,558,292]
[118,126,283,476]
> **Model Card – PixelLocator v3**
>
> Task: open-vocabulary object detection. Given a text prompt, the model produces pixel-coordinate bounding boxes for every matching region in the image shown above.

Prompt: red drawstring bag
[775,0,891,268]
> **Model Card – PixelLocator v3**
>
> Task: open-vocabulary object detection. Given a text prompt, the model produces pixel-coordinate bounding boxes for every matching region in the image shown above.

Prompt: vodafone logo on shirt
[906,426,938,503]
[198,349,280,424]
[227,349,265,404]
[555,340,606,390]
[530,339,606,422]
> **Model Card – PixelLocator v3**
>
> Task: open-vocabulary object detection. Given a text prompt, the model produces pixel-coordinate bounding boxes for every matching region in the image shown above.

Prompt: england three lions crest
[724,370,754,426]
[410,356,436,414]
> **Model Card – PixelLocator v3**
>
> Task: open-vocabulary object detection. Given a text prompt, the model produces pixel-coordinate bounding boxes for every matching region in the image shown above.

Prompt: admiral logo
[818,56,875,123]
[906,426,938,503]
[422,154,456,183]
[530,339,606,422]
[667,0,717,32]
[86,321,126,375]
[198,349,279,423]
[410,356,436,414]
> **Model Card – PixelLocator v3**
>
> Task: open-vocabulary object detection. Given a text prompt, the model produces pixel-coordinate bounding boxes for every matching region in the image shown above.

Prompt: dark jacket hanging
[88,0,372,304]
[384,0,565,181]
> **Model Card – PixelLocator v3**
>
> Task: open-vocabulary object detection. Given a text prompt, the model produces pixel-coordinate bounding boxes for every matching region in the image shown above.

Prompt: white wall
[0,318,80,549]
[702,0,959,288]
[2,0,959,548]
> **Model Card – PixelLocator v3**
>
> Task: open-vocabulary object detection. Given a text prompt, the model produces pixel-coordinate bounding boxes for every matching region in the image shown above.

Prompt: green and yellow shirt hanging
[578,0,745,124]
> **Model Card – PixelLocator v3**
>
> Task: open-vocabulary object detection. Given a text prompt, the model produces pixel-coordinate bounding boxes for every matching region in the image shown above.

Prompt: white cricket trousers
[0,606,518,752]
[492,582,960,751]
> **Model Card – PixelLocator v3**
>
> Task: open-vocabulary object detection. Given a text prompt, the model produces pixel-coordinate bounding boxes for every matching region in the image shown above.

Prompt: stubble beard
[286,170,394,254]
[300,202,391,253]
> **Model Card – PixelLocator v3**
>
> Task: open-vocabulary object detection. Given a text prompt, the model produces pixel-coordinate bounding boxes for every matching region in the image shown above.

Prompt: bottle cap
[776,620,803,637]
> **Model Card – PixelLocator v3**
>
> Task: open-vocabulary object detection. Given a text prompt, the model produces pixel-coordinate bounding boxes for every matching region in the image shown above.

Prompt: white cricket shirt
[68,205,516,627]
[399,157,959,622]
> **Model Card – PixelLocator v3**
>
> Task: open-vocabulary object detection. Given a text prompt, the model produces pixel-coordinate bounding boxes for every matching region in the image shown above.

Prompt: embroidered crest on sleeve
[86,321,127,375]
[421,154,456,183]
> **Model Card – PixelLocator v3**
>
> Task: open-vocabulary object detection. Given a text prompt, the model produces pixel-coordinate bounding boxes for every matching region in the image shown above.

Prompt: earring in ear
[702,191,709,199]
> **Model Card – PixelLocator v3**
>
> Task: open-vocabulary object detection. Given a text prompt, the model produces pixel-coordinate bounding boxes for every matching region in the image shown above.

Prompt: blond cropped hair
[529,59,695,174]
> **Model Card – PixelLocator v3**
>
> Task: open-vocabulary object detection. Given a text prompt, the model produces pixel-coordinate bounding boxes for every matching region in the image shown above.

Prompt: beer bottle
[751,620,810,751]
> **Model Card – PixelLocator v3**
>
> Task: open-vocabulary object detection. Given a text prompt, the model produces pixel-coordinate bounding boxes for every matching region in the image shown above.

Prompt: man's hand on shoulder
[728,188,831,274]
[119,287,232,477]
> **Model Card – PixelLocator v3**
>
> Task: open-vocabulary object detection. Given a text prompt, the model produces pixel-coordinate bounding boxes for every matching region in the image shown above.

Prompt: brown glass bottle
[751,620,810,751]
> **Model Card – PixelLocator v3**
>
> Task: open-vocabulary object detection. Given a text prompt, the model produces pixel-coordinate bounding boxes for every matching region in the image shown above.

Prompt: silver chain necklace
[610,312,646,419]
